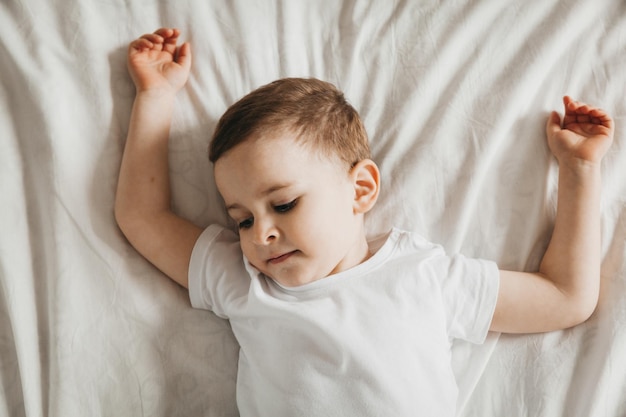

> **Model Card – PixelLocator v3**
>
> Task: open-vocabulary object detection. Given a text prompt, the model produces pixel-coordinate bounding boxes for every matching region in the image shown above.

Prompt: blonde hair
[209,78,371,168]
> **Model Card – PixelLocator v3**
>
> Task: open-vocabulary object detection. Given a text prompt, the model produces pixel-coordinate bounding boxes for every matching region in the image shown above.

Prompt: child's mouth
[268,251,297,264]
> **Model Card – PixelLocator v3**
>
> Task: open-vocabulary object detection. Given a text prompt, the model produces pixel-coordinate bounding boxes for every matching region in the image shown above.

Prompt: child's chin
[272,272,323,288]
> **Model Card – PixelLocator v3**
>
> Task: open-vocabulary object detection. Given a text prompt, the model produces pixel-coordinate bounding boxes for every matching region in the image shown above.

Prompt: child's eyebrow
[260,183,293,196]
[225,183,297,212]
[226,203,243,212]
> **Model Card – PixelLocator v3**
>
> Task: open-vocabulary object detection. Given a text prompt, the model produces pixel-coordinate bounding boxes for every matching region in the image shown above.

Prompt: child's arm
[490,96,614,333]
[115,28,203,288]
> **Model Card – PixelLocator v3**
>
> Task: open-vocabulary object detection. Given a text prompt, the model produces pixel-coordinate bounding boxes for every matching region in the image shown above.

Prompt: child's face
[214,132,370,287]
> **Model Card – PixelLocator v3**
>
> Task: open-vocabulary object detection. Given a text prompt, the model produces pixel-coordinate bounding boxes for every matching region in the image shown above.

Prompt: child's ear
[350,159,380,214]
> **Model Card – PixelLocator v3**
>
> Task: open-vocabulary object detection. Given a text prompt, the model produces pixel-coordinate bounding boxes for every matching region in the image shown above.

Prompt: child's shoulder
[368,227,447,268]
[378,227,444,252]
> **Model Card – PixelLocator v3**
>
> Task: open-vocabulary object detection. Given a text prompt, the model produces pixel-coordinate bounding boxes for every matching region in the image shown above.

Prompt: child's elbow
[114,201,127,232]
[565,288,599,328]
[114,199,138,239]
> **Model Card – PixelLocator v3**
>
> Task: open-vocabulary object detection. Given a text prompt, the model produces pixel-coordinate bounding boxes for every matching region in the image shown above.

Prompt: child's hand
[127,28,192,96]
[546,96,614,166]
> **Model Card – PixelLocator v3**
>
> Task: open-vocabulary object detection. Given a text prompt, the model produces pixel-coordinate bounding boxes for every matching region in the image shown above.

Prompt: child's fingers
[561,96,615,133]
[130,38,154,52]
[154,27,180,51]
[588,107,611,122]
[131,31,167,52]
[588,108,607,126]
[155,28,181,54]
[154,27,178,39]
[176,42,192,71]
[136,28,178,43]
[564,97,589,114]
[132,28,182,55]
[564,96,596,116]
[592,108,614,131]
[564,96,601,117]
[565,96,606,118]
[141,33,164,45]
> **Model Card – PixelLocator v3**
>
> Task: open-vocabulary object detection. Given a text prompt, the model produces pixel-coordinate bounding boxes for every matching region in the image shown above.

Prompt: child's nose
[252,217,278,245]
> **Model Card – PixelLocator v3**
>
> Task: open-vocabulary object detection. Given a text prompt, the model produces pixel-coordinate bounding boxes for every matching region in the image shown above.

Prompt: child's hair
[209,78,371,169]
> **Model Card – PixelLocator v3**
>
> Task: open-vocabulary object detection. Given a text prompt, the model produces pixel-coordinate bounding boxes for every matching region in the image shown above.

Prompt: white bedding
[2,0,625,416]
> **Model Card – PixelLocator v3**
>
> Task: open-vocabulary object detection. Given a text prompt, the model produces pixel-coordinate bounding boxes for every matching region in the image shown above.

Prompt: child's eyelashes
[274,199,298,213]
[236,199,299,230]
[238,218,254,230]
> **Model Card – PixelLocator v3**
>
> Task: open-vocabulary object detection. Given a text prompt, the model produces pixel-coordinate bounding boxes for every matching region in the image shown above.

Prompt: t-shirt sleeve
[431,252,500,344]
[188,224,249,318]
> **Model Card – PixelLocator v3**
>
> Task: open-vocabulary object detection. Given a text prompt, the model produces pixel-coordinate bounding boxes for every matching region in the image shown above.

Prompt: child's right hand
[127,28,192,96]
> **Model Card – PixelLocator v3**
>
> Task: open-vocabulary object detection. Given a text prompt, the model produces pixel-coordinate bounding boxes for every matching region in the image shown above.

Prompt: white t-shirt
[189,225,499,417]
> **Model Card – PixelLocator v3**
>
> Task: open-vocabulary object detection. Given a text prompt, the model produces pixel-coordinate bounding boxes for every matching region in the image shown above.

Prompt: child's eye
[274,199,298,213]
[238,218,254,230]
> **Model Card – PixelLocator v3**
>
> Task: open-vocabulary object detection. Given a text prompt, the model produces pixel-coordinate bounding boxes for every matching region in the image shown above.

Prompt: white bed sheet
[1,0,625,416]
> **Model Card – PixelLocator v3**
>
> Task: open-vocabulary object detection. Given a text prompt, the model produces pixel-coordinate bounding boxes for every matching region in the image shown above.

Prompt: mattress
[1,0,625,415]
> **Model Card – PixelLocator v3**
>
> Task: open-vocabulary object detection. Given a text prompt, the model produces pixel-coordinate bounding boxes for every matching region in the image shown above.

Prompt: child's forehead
[235,130,342,167]
[215,133,348,190]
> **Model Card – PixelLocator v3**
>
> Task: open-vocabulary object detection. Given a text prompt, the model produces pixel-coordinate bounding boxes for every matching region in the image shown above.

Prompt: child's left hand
[546,96,614,166]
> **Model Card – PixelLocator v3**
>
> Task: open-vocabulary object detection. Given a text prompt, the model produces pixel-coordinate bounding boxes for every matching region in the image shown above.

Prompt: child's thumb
[545,111,561,137]
[176,42,192,71]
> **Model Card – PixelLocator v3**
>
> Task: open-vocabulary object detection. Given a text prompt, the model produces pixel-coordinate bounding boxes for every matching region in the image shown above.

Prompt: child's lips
[267,250,297,264]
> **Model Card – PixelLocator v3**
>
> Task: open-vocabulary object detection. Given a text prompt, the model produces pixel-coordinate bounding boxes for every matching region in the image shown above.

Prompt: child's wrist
[134,86,179,101]
[556,157,603,183]
[557,152,603,167]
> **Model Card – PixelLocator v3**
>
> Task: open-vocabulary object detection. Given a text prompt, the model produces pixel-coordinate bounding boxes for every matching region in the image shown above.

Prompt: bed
[2,0,625,415]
